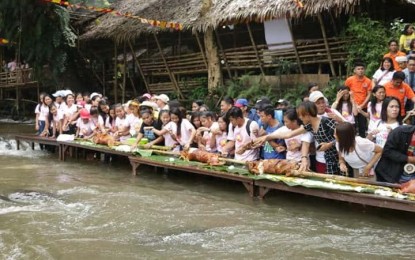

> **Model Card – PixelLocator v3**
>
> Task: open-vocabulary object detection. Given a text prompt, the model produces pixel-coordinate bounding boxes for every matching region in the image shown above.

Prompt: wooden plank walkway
[13,134,415,213]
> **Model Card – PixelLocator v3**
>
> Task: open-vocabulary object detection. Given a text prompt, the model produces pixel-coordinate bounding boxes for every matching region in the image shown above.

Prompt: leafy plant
[342,15,388,76]
[283,85,307,107]
[0,0,77,80]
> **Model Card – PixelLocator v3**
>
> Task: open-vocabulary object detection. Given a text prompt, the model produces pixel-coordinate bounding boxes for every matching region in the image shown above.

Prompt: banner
[42,0,183,30]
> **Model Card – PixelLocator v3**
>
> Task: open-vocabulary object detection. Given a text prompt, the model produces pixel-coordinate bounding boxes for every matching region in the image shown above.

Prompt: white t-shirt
[372,69,395,87]
[36,104,49,121]
[126,114,142,136]
[367,101,382,132]
[89,115,104,131]
[115,117,130,130]
[64,104,77,118]
[177,119,195,146]
[105,117,116,129]
[338,103,355,124]
[228,118,259,161]
[202,122,219,152]
[163,121,179,151]
[52,110,63,124]
[372,121,400,148]
[215,132,228,154]
[76,118,94,136]
[315,112,345,163]
[337,136,376,172]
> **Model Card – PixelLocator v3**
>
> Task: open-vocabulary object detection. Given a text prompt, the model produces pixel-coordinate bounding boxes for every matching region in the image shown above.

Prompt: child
[48,104,63,138]
[113,104,130,141]
[131,109,163,149]
[89,107,105,134]
[169,107,196,151]
[210,113,230,154]
[360,85,385,132]
[105,105,117,134]
[196,111,219,152]
[331,85,358,125]
[38,94,53,136]
[34,92,47,135]
[76,108,94,139]
[151,110,179,151]
[62,93,78,134]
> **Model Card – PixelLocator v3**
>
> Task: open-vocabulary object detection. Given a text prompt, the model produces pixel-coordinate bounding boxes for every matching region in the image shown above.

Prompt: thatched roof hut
[80,0,202,42]
[80,0,415,41]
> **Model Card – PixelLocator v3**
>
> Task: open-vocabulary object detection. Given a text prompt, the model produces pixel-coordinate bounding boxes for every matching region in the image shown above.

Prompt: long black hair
[370,85,385,115]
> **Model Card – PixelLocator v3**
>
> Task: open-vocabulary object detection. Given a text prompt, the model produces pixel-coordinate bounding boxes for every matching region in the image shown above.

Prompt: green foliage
[0,0,77,79]
[342,15,388,76]
[323,79,344,103]
[209,73,279,110]
[274,58,298,75]
[389,18,406,41]
[282,85,307,107]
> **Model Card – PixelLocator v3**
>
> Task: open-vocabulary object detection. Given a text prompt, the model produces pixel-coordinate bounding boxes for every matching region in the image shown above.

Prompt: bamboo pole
[128,40,150,94]
[153,33,184,99]
[194,31,208,69]
[246,23,265,76]
[122,42,127,104]
[214,30,232,79]
[286,18,303,74]
[318,13,337,77]
[289,170,401,189]
[113,42,118,103]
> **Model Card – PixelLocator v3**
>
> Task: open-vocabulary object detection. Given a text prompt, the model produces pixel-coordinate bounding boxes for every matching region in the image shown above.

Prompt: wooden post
[153,32,184,99]
[15,86,19,111]
[122,42,127,104]
[113,42,118,103]
[102,63,106,97]
[194,31,208,69]
[246,23,265,76]
[318,13,337,77]
[204,27,223,91]
[287,18,303,74]
[214,30,232,79]
[128,40,150,93]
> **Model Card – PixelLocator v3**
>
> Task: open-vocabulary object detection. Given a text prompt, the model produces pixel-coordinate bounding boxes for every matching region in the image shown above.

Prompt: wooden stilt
[318,13,337,77]
[122,42,127,103]
[246,23,265,76]
[214,30,232,79]
[128,40,150,94]
[194,31,208,69]
[113,42,118,103]
[153,32,184,99]
[287,18,303,74]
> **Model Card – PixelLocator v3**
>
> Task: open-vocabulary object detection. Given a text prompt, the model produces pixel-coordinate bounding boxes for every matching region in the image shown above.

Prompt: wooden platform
[128,155,255,197]
[13,134,415,213]
[15,134,59,150]
[255,179,415,213]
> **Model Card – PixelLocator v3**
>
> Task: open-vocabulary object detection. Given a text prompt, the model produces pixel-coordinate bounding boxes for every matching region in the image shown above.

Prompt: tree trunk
[204,27,222,92]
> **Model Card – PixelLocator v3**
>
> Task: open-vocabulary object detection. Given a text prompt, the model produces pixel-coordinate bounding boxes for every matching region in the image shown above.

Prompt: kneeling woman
[335,122,382,178]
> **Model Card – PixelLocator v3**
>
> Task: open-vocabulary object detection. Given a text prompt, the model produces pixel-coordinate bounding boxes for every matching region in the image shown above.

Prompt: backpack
[233,119,253,136]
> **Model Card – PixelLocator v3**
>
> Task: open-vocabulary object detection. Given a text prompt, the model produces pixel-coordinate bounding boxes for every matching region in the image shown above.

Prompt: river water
[0,123,414,259]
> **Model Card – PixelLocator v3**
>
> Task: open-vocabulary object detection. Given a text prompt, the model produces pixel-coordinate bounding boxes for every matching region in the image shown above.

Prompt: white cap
[308,91,325,103]
[154,94,169,103]
[139,101,158,110]
[52,90,64,97]
[396,56,408,63]
[62,90,74,97]
[90,92,102,100]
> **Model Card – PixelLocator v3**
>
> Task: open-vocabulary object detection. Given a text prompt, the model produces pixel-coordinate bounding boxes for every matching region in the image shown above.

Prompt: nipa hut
[77,0,415,101]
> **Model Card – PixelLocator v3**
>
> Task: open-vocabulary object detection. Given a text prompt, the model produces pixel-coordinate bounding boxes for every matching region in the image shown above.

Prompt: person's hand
[252,136,267,148]
[317,142,332,152]
[299,157,309,171]
[236,147,246,155]
[339,162,348,174]
[363,165,371,177]
[144,143,152,149]
[336,90,345,102]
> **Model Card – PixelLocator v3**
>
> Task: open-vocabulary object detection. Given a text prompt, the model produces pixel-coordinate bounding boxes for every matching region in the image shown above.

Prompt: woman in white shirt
[367,96,402,148]
[371,57,395,87]
[335,122,382,178]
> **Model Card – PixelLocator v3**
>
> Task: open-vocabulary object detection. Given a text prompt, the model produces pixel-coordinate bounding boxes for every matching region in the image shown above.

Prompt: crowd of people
[34,30,415,185]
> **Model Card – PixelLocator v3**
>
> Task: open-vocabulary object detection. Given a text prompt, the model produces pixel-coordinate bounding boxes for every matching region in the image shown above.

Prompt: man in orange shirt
[384,39,406,72]
[384,71,415,116]
[344,62,372,137]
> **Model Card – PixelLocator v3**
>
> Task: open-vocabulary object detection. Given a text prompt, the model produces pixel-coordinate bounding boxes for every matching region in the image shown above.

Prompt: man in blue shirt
[258,105,286,159]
